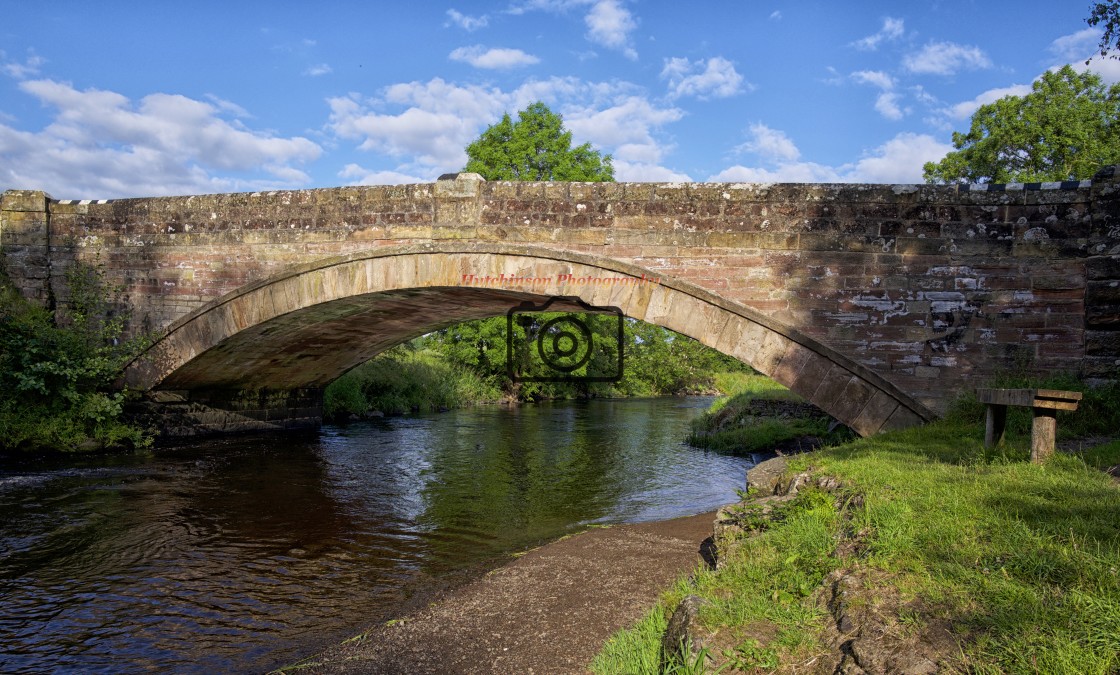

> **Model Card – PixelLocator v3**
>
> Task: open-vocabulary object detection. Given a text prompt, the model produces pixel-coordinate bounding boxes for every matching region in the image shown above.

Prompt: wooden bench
[975,388,1082,462]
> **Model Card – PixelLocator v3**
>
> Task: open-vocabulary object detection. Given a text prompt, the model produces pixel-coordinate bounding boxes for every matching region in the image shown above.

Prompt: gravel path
[289,511,715,675]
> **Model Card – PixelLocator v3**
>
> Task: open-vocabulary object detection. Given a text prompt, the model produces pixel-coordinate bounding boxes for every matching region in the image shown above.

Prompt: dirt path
[288,511,716,675]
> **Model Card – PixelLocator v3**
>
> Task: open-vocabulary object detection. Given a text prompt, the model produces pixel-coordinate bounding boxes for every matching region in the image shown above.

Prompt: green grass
[594,380,1120,674]
[323,346,502,419]
[688,373,843,454]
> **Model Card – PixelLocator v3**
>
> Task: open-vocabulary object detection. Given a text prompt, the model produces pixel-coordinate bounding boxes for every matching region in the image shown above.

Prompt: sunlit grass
[594,381,1120,674]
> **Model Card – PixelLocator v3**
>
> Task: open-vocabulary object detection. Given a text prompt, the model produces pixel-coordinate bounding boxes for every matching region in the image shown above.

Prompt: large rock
[660,595,711,670]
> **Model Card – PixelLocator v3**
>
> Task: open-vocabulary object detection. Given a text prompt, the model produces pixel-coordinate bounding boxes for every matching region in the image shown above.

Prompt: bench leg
[984,404,1007,448]
[1031,409,1057,463]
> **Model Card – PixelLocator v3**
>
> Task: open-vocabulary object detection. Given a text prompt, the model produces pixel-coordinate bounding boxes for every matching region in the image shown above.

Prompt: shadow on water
[0,397,754,673]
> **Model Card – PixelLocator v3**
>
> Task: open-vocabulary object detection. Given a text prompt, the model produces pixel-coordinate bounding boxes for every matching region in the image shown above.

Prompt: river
[0,397,756,673]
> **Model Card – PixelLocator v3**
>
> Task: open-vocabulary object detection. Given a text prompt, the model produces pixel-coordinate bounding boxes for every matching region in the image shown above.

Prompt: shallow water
[0,397,755,673]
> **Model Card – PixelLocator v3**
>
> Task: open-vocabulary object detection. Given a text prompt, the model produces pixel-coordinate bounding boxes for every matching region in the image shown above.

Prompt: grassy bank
[594,381,1120,673]
[323,345,503,419]
[686,372,849,455]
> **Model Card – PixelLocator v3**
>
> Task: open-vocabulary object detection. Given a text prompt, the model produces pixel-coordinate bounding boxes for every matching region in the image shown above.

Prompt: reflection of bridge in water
[2,167,1118,436]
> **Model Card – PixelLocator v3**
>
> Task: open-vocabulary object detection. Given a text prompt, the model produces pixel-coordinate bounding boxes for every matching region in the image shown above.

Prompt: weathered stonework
[3,167,1118,436]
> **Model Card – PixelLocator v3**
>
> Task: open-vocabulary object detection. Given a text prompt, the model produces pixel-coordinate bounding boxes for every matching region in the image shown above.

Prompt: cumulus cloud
[941,83,1032,120]
[449,45,540,69]
[304,63,332,76]
[613,160,691,181]
[1046,28,1120,84]
[585,0,638,59]
[1049,27,1100,61]
[661,57,747,100]
[874,92,905,120]
[339,163,429,185]
[712,127,952,184]
[0,79,321,199]
[853,17,904,51]
[850,69,894,90]
[735,123,800,162]
[904,41,992,75]
[328,76,684,180]
[1,51,45,79]
[850,70,906,120]
[446,9,489,31]
[565,95,683,163]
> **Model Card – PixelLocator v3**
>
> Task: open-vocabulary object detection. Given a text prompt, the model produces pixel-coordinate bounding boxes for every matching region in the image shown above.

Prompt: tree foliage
[0,263,151,450]
[1087,1,1120,60]
[463,101,614,182]
[923,65,1120,184]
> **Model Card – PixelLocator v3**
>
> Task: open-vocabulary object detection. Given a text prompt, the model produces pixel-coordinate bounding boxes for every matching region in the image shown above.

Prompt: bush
[322,345,503,419]
[0,263,151,451]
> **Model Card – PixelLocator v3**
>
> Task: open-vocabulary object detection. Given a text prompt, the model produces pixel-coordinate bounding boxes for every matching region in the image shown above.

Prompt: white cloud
[614,160,691,181]
[736,123,800,162]
[853,17,904,51]
[661,57,746,100]
[1,51,45,79]
[449,45,540,69]
[711,162,840,183]
[1046,28,1120,84]
[328,77,684,179]
[0,80,321,199]
[942,83,1031,120]
[507,0,638,58]
[712,127,952,184]
[339,163,429,185]
[1049,27,1100,61]
[564,95,683,161]
[204,94,252,118]
[584,0,638,59]
[874,92,905,120]
[850,70,894,90]
[304,63,332,76]
[446,9,489,31]
[769,10,782,20]
[1082,55,1120,84]
[845,132,952,183]
[904,41,992,75]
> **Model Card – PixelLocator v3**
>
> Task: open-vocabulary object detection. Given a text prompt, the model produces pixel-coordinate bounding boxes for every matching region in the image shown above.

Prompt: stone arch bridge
[2,168,1118,437]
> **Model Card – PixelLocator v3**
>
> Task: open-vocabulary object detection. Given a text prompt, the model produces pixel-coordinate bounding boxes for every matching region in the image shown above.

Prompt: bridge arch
[125,243,933,436]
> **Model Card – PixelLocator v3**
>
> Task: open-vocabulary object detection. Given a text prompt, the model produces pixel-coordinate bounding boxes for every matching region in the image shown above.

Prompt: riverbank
[275,512,717,674]
[594,407,1120,672]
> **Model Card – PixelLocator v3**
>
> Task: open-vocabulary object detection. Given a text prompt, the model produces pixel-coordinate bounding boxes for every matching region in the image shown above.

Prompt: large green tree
[463,101,614,182]
[923,65,1120,184]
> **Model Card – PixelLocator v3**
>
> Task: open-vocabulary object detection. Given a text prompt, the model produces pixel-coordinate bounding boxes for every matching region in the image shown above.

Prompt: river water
[0,397,755,673]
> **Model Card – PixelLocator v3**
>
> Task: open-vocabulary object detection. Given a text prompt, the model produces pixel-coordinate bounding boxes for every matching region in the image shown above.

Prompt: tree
[463,101,614,182]
[923,65,1120,184]
[1087,1,1120,60]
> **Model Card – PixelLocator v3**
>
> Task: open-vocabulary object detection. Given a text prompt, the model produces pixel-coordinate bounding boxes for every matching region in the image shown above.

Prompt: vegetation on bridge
[0,264,151,452]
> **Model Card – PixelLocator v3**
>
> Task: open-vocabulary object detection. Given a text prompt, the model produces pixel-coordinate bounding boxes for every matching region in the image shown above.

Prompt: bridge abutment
[129,388,324,438]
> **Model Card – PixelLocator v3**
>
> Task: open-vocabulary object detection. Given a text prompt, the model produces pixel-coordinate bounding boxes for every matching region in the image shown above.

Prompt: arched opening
[125,243,933,436]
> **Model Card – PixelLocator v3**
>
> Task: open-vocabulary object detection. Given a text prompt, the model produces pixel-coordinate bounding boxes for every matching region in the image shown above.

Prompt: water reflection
[0,397,752,673]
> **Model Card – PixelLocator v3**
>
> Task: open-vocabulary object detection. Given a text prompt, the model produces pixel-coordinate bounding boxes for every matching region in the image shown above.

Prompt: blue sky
[0,1,1114,199]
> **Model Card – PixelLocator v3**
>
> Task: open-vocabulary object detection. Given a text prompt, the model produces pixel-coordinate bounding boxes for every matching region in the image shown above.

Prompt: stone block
[849,390,900,437]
